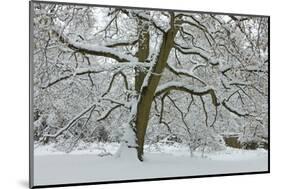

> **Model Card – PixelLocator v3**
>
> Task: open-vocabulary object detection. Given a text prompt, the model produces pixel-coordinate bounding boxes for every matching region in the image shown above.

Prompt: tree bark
[135,21,150,92]
[135,25,178,161]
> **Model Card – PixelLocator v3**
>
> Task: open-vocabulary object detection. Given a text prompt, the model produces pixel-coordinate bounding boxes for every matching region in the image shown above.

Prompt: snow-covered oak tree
[32,2,268,161]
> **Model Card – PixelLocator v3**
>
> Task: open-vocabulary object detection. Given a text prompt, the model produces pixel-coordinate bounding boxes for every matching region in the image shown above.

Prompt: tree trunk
[135,27,178,161]
[135,21,150,92]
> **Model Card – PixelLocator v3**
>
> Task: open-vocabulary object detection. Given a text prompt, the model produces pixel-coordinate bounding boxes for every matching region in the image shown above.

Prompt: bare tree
[32,3,268,161]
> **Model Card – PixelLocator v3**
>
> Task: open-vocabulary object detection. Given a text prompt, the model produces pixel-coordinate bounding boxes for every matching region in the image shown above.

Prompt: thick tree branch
[53,29,137,62]
[42,63,149,89]
[155,82,219,107]
[97,104,123,121]
[105,39,138,48]
[222,100,251,117]
[41,68,105,89]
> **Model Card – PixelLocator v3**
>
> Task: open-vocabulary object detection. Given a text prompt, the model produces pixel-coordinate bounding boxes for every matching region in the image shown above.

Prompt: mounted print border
[29,0,270,188]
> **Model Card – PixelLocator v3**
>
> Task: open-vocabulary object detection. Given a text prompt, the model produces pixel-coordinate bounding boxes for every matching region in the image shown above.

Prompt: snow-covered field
[34,143,268,186]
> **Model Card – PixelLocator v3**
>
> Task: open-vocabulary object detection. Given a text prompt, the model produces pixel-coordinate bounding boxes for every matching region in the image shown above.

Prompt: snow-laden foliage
[32,2,268,159]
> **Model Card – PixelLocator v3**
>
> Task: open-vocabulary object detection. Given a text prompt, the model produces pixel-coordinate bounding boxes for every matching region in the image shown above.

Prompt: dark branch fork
[155,83,219,127]
[155,83,219,107]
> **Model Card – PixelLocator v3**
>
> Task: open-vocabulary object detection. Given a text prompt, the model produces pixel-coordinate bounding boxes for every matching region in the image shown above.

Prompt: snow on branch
[174,43,219,66]
[104,39,138,48]
[53,29,138,63]
[44,103,97,138]
[102,71,128,97]
[100,97,128,107]
[43,96,129,138]
[155,81,219,106]
[166,62,207,86]
[41,63,150,89]
[97,104,123,122]
[120,9,166,33]
[41,68,105,89]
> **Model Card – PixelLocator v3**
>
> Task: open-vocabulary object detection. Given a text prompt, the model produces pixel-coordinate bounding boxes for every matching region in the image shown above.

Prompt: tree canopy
[32,2,269,161]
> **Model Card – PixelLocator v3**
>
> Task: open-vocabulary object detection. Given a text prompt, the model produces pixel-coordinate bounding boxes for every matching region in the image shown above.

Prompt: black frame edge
[29,1,35,188]
[267,16,270,173]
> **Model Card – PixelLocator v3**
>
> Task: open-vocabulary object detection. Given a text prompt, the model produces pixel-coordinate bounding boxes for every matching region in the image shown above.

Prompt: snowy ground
[33,143,268,186]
